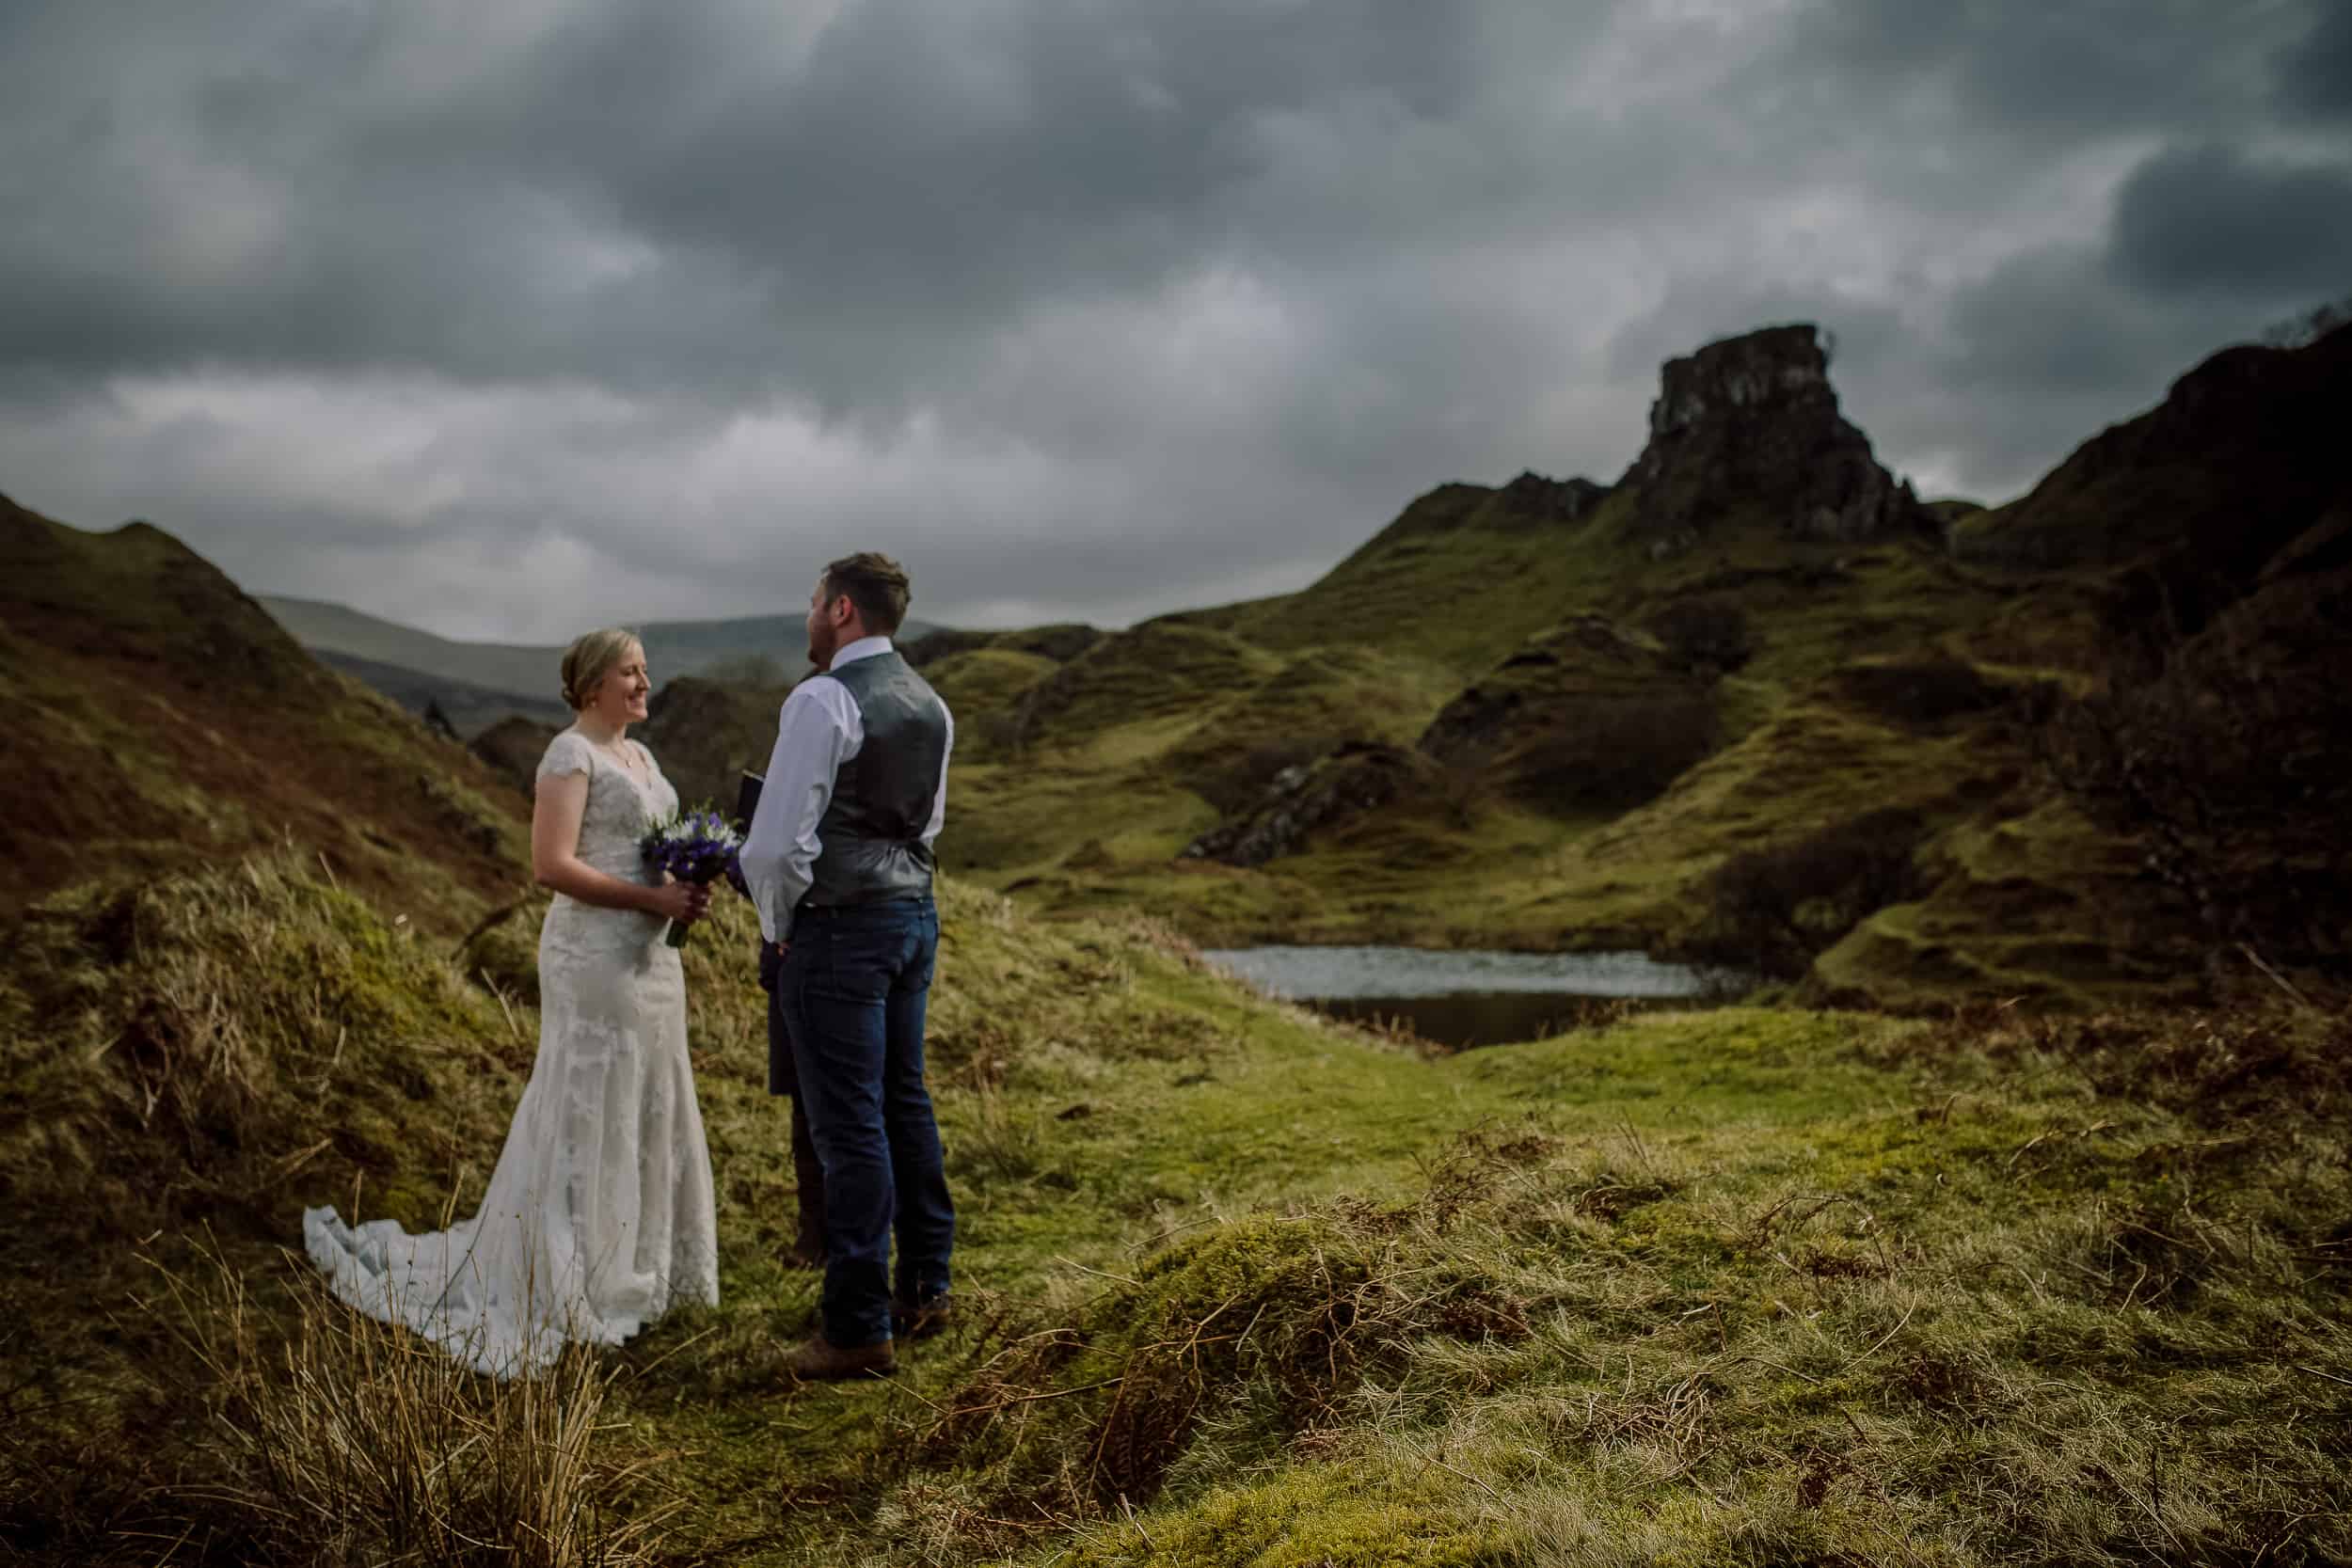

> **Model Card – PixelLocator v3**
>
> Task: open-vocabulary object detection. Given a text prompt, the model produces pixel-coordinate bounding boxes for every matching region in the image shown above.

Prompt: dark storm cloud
[1914,243,2266,495]
[2278,2,2352,122]
[1788,0,2308,140]
[0,0,1502,405]
[2,0,2348,634]
[2107,143,2352,298]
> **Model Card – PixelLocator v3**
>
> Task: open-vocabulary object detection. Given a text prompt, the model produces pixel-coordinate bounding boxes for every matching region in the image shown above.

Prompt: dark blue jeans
[777,896,953,1348]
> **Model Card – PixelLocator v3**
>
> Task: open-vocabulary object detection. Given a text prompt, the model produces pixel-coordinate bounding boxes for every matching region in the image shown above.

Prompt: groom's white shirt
[739,635,954,945]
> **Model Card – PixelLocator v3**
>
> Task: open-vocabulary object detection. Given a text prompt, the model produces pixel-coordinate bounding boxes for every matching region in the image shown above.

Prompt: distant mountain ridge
[310,649,575,739]
[260,594,941,727]
[259,596,567,702]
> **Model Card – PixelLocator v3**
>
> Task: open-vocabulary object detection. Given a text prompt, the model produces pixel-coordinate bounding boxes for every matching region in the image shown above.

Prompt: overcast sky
[4,0,2347,640]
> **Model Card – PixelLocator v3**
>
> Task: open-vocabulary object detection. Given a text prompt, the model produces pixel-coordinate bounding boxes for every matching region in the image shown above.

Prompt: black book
[736,769,765,830]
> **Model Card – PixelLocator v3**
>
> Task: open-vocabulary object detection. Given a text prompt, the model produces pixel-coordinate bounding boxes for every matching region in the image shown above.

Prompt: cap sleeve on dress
[535,731,595,782]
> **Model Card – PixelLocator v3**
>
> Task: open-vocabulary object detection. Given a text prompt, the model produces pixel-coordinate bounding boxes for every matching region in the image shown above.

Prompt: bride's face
[589,645,652,725]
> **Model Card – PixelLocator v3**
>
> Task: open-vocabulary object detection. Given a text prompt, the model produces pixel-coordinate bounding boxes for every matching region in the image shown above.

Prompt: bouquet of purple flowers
[640,805,747,948]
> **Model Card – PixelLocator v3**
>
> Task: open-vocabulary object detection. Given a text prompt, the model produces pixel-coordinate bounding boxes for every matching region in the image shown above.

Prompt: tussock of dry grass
[2,855,525,1250]
[137,1243,677,1567]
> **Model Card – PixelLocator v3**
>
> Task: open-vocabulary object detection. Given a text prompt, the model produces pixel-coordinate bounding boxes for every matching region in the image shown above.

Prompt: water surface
[1202,943,1737,1050]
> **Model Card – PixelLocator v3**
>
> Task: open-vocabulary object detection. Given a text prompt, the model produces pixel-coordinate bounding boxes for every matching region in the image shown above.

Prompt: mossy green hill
[903,323,2350,1009]
[1,493,526,927]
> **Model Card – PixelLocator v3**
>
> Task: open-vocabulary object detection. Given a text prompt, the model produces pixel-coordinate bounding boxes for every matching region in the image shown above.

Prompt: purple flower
[640,802,747,949]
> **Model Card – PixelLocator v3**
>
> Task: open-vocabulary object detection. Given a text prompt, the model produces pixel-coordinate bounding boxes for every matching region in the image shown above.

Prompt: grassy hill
[917,323,2349,1011]
[932,519,2040,968]
[1,495,527,927]
[1952,325,2352,589]
[1165,477,1627,679]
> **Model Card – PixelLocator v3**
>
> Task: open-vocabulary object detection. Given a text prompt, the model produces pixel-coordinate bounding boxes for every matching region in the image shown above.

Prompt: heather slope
[1,495,526,926]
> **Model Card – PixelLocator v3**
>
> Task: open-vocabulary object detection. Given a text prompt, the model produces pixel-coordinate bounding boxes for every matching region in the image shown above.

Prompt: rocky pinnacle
[1621,323,1926,553]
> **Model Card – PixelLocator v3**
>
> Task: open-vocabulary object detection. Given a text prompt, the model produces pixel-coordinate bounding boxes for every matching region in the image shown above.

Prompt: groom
[739,552,956,1379]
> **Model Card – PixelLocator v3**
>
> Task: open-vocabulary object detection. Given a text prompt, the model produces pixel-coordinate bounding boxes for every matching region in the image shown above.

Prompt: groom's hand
[757,937,786,993]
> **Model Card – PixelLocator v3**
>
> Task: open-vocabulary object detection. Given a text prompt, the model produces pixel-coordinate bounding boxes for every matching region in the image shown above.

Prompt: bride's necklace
[577,724,646,784]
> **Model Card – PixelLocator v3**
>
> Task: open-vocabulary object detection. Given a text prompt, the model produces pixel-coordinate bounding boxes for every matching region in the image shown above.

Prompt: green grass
[1811,800,2208,1011]
[6,852,2346,1565]
[925,646,1059,705]
[922,491,2135,1008]
[1166,485,1640,680]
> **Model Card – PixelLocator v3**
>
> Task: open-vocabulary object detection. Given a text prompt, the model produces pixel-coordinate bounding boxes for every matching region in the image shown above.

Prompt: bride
[304,628,721,1375]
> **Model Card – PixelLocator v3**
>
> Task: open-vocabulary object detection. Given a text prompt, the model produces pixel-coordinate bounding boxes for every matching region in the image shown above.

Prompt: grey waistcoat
[803,650,949,910]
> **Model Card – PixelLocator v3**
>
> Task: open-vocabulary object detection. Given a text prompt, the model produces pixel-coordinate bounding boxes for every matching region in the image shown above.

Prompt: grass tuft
[135,1242,677,1566]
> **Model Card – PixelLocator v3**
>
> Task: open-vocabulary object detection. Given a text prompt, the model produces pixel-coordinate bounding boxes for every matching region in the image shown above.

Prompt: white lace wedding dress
[304,729,720,1376]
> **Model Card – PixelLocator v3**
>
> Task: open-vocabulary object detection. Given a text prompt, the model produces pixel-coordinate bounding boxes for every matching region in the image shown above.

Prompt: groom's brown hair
[820,552,913,636]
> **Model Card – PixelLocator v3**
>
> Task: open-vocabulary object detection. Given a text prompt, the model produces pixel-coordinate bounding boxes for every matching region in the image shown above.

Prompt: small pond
[1200,944,1742,1050]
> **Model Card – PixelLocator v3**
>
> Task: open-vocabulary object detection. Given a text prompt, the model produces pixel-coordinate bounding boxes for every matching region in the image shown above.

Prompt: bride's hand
[645,880,709,925]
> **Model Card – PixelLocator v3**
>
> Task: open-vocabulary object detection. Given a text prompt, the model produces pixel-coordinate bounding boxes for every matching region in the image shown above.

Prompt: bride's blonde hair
[560,627,644,710]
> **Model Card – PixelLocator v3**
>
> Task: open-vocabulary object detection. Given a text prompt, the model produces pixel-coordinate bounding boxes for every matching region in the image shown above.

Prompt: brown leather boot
[783,1335,896,1381]
[892,1295,954,1341]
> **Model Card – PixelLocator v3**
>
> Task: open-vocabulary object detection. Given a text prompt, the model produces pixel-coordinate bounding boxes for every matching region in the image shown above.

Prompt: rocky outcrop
[1181,743,1436,868]
[1184,614,1727,865]
[1418,615,1721,812]
[1621,324,1926,552]
[1495,470,1610,526]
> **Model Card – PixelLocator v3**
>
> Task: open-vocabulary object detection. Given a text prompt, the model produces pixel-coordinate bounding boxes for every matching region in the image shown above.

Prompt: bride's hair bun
[560,627,644,710]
